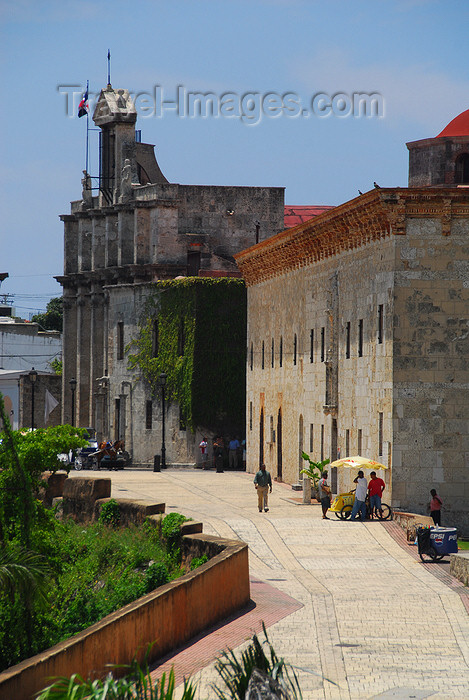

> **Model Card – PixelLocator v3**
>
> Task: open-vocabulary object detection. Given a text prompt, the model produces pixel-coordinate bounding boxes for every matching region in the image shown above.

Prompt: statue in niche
[120,158,133,202]
[81,170,92,207]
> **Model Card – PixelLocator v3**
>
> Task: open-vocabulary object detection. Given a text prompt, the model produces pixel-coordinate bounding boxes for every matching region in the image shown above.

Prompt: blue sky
[1,0,469,315]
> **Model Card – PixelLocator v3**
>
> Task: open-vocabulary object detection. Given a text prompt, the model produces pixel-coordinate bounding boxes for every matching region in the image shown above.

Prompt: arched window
[455,153,469,184]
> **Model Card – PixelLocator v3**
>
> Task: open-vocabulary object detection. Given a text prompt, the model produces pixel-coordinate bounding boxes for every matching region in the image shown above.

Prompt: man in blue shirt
[254,463,272,512]
[228,437,240,469]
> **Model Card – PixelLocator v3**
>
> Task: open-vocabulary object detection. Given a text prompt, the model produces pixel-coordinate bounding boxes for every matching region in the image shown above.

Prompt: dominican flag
[78,87,88,118]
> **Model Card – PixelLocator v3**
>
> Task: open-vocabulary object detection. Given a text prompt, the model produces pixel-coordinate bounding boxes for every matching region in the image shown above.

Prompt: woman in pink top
[429,489,442,526]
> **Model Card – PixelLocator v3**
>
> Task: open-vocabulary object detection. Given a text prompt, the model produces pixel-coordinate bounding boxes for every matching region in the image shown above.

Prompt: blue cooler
[430,527,458,556]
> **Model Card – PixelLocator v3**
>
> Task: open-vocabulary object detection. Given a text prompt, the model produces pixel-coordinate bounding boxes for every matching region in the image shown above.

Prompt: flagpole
[107,50,111,86]
[85,80,89,174]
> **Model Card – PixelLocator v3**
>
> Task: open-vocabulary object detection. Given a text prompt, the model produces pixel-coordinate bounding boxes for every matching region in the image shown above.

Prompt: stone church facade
[58,84,284,464]
[236,113,469,534]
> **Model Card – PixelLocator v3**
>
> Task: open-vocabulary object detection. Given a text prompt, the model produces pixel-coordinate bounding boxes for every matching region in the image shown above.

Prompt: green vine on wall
[127,278,247,435]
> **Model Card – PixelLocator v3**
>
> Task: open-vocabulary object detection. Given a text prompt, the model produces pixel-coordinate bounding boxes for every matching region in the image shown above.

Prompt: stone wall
[391,217,469,533]
[0,476,250,700]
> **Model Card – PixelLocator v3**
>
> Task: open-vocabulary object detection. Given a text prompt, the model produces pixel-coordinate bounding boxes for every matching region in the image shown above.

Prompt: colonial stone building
[58,84,284,464]
[236,112,469,534]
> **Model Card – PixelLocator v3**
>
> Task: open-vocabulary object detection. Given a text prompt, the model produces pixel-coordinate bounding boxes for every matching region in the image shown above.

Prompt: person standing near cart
[429,489,443,526]
[351,470,368,521]
[367,471,385,518]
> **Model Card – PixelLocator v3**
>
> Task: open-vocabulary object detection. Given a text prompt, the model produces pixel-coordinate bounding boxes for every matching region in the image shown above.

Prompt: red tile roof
[284,205,335,228]
[437,109,469,138]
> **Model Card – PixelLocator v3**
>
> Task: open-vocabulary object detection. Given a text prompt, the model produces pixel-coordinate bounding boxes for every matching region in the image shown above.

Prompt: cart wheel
[376,504,393,521]
[340,505,352,520]
[335,512,342,519]
[73,461,82,471]
[419,546,438,563]
[436,554,445,562]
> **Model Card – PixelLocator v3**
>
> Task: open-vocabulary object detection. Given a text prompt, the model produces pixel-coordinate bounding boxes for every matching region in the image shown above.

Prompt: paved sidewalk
[77,468,469,699]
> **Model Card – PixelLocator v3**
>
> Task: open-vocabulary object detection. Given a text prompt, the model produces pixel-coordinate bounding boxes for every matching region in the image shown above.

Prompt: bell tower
[407,109,469,187]
[93,85,137,204]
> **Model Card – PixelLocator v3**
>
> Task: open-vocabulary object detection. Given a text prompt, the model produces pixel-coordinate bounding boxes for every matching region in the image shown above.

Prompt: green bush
[145,562,170,592]
[190,554,208,571]
[161,512,187,552]
[99,499,121,527]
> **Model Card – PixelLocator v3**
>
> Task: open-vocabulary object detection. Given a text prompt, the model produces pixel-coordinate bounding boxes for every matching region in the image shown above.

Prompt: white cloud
[293,48,469,137]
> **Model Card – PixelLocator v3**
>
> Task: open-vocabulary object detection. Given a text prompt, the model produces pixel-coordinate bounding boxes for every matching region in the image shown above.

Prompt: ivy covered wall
[128,278,246,436]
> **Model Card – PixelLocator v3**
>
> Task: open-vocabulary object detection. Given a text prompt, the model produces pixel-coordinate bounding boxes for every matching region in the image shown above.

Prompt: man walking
[351,470,368,521]
[254,463,272,512]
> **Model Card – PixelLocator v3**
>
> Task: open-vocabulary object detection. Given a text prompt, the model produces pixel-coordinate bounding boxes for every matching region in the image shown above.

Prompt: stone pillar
[62,216,79,274]
[118,209,135,266]
[62,291,78,424]
[135,206,150,264]
[106,214,118,268]
[92,216,106,270]
[78,218,92,272]
[77,290,92,427]
[89,290,105,428]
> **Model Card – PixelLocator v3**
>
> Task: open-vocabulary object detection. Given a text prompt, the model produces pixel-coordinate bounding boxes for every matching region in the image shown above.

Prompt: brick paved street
[78,468,469,699]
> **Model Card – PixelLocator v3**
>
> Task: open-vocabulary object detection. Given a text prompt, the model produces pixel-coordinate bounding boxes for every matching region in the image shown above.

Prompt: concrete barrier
[392,510,435,541]
[0,478,250,700]
[450,551,469,586]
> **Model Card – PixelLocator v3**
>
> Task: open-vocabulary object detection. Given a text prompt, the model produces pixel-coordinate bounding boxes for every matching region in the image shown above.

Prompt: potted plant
[300,453,330,501]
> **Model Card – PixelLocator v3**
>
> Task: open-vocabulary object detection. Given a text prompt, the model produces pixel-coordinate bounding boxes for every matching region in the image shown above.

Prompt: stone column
[78,218,92,272]
[118,209,135,266]
[135,206,150,264]
[62,291,77,424]
[62,216,79,274]
[92,216,106,270]
[106,214,118,268]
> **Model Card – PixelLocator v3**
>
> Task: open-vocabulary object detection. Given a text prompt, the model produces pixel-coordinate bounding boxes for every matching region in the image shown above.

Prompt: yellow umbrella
[329,455,388,470]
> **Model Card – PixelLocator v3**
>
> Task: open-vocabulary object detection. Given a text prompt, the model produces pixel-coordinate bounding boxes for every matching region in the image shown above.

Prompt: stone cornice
[235,188,469,286]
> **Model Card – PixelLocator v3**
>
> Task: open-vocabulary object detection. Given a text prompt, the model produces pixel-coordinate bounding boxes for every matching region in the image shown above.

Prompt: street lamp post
[28,368,38,429]
[69,378,77,426]
[158,372,167,469]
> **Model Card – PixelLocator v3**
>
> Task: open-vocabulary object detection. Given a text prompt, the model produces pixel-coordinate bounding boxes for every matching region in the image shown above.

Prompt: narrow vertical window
[117,321,124,361]
[320,424,324,461]
[152,319,159,357]
[249,401,253,431]
[262,341,265,370]
[378,304,384,344]
[346,321,351,359]
[270,415,274,442]
[345,429,350,457]
[279,336,283,367]
[321,327,325,362]
[378,412,383,456]
[250,343,253,370]
[358,428,362,455]
[293,334,297,365]
[271,338,274,368]
[358,319,363,357]
[309,423,314,452]
[310,329,314,363]
[145,400,152,430]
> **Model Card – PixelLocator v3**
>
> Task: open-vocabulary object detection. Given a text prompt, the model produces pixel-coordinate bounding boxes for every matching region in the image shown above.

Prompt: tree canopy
[31,297,63,332]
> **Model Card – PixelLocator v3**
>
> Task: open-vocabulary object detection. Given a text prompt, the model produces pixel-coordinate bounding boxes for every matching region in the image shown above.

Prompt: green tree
[32,297,63,332]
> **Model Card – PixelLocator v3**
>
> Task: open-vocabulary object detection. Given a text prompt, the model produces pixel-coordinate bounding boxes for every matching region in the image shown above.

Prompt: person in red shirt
[367,471,385,518]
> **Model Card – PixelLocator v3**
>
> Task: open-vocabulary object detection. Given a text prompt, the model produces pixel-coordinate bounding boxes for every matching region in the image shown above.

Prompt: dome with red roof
[437,109,469,138]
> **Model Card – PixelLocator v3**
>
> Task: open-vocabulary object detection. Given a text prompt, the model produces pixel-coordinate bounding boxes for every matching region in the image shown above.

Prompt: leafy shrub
[161,512,187,552]
[99,499,121,527]
[145,562,169,592]
[190,554,208,571]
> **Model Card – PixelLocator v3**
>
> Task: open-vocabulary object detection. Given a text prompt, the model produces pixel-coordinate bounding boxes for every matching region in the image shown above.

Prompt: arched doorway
[277,408,283,480]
